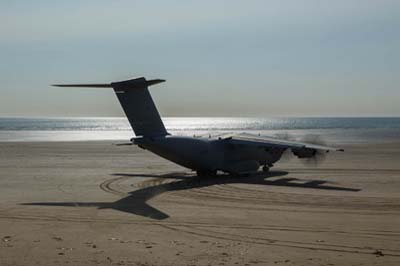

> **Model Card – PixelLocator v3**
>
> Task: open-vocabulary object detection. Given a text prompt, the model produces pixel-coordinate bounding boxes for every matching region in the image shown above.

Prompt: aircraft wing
[222,133,344,152]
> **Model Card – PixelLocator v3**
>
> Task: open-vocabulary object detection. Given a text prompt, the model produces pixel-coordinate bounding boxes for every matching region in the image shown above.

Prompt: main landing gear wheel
[262,165,270,172]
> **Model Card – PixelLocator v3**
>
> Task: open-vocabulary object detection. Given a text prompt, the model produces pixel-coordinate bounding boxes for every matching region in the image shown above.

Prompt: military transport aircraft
[53,77,343,176]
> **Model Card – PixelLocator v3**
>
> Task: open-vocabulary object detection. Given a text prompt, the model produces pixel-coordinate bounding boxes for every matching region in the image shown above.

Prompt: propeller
[299,134,328,166]
[274,132,328,166]
[274,132,296,163]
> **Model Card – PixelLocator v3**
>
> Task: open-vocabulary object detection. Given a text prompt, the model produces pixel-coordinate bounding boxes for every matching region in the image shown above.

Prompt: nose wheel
[262,165,270,172]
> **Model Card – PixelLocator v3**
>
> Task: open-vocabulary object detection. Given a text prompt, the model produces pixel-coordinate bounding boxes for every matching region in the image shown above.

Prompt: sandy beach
[0,141,399,266]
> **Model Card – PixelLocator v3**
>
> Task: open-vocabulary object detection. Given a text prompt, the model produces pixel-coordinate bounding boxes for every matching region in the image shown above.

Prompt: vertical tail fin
[111,77,168,137]
[53,77,168,137]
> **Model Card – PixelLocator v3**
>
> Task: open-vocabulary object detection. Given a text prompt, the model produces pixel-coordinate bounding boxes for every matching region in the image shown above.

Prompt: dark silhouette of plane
[23,171,360,220]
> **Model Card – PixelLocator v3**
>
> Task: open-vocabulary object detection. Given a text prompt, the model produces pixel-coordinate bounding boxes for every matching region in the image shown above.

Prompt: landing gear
[262,165,270,173]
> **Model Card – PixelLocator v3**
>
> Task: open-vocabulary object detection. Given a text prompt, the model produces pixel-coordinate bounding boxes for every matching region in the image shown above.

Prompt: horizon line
[0,115,400,119]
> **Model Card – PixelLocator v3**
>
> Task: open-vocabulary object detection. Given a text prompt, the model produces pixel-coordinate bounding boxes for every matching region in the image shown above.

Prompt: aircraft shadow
[22,171,360,220]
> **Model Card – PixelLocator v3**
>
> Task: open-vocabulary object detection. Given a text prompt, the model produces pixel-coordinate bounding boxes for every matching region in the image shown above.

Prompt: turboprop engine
[292,147,317,158]
[291,147,326,166]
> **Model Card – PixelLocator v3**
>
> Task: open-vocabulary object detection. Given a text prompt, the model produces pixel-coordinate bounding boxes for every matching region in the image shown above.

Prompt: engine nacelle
[292,148,317,158]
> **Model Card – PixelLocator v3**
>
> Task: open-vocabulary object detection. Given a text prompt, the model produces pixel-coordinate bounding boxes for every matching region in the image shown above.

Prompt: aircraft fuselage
[134,136,284,175]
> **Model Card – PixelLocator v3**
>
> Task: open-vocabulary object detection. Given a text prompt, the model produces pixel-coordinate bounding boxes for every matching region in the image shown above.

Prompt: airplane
[53,77,343,177]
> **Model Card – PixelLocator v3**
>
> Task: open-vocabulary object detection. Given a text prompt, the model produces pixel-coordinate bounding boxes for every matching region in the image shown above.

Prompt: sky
[1,0,399,117]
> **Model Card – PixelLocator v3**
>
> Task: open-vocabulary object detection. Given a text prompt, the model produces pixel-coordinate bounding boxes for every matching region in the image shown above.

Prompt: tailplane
[53,77,168,137]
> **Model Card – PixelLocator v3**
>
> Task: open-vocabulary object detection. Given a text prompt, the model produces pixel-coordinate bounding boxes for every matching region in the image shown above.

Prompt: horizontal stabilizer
[53,77,168,137]
[52,83,112,88]
[52,78,165,90]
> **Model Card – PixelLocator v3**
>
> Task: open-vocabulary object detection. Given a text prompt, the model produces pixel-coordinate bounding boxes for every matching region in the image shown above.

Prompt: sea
[0,117,399,144]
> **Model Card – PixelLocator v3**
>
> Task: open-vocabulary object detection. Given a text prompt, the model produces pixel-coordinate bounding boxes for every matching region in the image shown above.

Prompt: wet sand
[0,141,399,265]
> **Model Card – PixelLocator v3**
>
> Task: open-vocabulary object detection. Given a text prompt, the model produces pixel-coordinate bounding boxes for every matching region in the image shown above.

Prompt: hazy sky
[1,0,399,117]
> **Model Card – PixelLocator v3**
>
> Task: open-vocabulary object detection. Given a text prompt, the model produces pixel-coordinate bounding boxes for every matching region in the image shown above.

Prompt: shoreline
[0,128,399,144]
